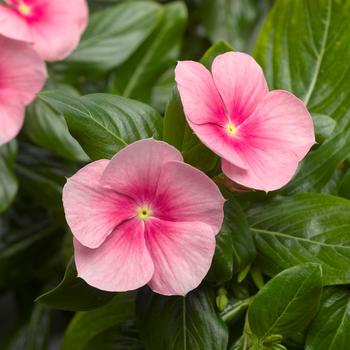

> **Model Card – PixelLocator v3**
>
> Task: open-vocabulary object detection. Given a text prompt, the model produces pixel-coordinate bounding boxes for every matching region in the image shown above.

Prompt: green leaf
[25,88,88,162]
[0,141,18,214]
[110,1,187,103]
[248,263,322,339]
[2,305,50,350]
[207,190,256,282]
[282,119,350,195]
[163,41,232,171]
[249,193,350,285]
[136,286,228,350]
[255,0,350,122]
[84,322,143,350]
[305,287,350,350]
[39,92,162,160]
[36,258,114,311]
[201,0,271,51]
[312,114,336,143]
[338,169,350,199]
[61,292,136,350]
[66,1,163,71]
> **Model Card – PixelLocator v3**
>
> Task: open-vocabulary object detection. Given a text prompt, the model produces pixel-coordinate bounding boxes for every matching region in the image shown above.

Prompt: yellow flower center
[18,3,31,16]
[225,123,237,136]
[137,206,152,221]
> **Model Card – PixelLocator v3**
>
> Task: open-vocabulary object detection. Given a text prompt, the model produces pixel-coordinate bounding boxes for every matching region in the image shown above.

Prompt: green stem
[221,297,253,323]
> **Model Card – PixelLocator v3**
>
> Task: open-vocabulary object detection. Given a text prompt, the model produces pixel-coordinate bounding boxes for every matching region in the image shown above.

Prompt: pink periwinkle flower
[0,0,88,62]
[175,52,315,191]
[63,139,225,296]
[0,35,47,145]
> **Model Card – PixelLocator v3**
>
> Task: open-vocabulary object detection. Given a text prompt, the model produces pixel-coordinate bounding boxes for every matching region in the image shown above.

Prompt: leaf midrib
[252,228,350,249]
[303,0,332,105]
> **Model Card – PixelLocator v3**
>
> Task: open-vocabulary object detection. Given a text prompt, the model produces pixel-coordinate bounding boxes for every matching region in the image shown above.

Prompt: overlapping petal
[63,160,137,249]
[75,219,154,292]
[211,52,268,126]
[145,218,216,296]
[101,139,183,203]
[155,160,224,232]
[0,0,88,62]
[0,36,47,145]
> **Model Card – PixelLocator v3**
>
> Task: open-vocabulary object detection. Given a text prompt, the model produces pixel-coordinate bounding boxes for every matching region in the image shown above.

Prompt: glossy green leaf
[163,41,232,171]
[66,1,163,70]
[248,263,322,339]
[61,292,136,350]
[110,1,187,104]
[137,286,228,350]
[84,322,143,350]
[207,190,256,282]
[36,258,114,311]
[0,141,18,214]
[312,114,336,143]
[249,193,350,285]
[255,0,350,121]
[338,169,350,199]
[39,92,162,160]
[25,88,88,162]
[201,0,271,51]
[306,287,350,350]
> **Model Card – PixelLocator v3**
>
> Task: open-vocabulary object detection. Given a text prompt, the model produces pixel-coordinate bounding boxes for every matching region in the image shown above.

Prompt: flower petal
[63,160,137,249]
[175,60,227,125]
[0,5,32,42]
[0,36,47,105]
[0,99,25,145]
[75,219,154,292]
[101,139,183,203]
[239,90,315,160]
[185,121,248,169]
[15,0,88,61]
[222,147,300,191]
[145,218,216,296]
[155,161,224,233]
[212,52,268,126]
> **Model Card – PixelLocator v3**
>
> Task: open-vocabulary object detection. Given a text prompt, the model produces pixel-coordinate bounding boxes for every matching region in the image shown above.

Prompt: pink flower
[175,52,315,191]
[0,35,47,145]
[63,139,224,296]
[0,0,88,62]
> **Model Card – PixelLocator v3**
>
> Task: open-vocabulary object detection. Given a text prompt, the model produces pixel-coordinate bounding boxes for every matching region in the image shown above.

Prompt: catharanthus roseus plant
[63,139,224,295]
[1,0,350,349]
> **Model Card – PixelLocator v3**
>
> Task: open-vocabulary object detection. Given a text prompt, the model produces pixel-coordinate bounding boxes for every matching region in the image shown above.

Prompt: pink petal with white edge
[63,160,137,249]
[29,0,89,61]
[239,90,315,160]
[175,60,227,125]
[222,147,300,191]
[0,36,47,105]
[155,161,224,233]
[212,52,269,126]
[75,219,154,292]
[101,139,183,203]
[0,4,32,42]
[145,218,216,296]
[0,100,25,145]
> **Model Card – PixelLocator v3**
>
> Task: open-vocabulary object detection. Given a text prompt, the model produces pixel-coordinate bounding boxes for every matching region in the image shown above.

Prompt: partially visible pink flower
[175,52,315,191]
[63,139,224,296]
[0,0,88,62]
[0,35,47,145]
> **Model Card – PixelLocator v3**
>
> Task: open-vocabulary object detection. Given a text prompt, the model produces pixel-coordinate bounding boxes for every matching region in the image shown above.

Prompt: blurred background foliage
[1,0,350,349]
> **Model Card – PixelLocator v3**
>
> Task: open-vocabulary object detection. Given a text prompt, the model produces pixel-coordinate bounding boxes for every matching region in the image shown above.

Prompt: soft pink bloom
[0,0,88,62]
[0,35,47,145]
[175,52,315,191]
[63,139,224,296]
